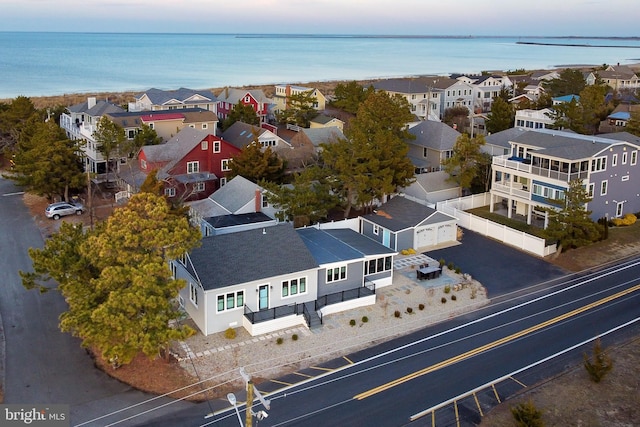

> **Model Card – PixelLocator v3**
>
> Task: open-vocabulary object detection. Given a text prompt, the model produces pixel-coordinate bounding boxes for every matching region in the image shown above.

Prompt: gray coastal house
[490,129,640,223]
[174,222,397,336]
[407,119,461,173]
[361,196,458,251]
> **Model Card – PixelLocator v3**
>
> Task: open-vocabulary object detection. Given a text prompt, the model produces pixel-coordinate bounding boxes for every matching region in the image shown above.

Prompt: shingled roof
[187,224,318,291]
[363,196,451,232]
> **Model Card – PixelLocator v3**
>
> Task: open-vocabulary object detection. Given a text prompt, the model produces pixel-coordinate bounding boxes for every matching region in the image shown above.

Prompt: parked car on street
[45,201,85,220]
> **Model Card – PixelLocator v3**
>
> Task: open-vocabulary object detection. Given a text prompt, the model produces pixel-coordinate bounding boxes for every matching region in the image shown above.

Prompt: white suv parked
[45,202,85,220]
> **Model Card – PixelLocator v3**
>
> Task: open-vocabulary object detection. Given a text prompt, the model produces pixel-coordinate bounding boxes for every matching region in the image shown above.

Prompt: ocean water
[0,32,639,99]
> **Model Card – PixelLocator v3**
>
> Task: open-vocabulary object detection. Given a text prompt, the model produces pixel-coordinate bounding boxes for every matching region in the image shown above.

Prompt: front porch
[241,281,377,336]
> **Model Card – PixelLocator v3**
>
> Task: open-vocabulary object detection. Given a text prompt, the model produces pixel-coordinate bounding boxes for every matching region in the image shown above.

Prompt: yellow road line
[270,379,293,386]
[292,372,313,378]
[310,366,333,372]
[354,283,640,400]
[343,356,354,364]
[454,400,460,427]
[492,384,501,404]
[473,392,484,417]
[510,376,527,388]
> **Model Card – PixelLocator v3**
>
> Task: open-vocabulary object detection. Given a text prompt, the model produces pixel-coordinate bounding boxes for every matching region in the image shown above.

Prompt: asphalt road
[0,177,194,426]
[190,258,640,427]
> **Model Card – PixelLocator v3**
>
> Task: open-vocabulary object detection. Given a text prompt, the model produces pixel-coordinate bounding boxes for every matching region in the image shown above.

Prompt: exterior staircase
[303,301,323,330]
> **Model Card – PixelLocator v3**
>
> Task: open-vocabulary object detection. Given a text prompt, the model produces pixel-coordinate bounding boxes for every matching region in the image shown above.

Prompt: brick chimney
[255,189,262,212]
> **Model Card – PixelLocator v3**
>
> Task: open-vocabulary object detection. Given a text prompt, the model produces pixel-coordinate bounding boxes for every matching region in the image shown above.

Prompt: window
[423,147,428,158]
[165,188,176,197]
[282,277,306,297]
[189,282,198,306]
[588,183,594,198]
[195,182,205,192]
[632,151,638,165]
[621,175,629,182]
[616,202,624,217]
[127,130,135,139]
[187,161,199,174]
[202,123,208,130]
[201,140,208,150]
[140,159,147,170]
[170,262,177,279]
[373,224,379,235]
[612,154,618,167]
[600,180,608,196]
[220,177,227,187]
[261,194,268,208]
[214,141,221,153]
[591,157,607,172]
[622,152,628,165]
[217,291,244,312]
[327,266,347,283]
[221,159,230,171]
[365,256,393,275]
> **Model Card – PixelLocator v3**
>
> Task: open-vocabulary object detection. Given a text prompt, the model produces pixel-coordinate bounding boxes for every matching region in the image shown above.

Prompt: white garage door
[416,227,436,247]
[438,224,455,243]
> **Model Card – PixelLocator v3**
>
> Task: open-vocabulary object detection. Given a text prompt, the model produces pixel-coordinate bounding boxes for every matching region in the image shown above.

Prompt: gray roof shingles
[297,227,394,265]
[408,120,461,151]
[363,196,438,232]
[512,130,617,160]
[188,224,318,291]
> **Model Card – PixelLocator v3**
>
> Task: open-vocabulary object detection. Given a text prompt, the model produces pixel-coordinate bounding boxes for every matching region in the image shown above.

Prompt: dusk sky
[1,0,637,36]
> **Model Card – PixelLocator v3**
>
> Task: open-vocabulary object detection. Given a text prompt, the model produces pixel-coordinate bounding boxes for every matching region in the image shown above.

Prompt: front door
[258,285,269,310]
[382,229,391,248]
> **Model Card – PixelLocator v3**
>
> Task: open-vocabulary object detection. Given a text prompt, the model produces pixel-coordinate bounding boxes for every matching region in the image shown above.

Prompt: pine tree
[542,179,601,251]
[21,192,202,366]
[511,400,545,427]
[486,97,514,134]
[320,90,415,216]
[221,103,259,131]
[584,338,613,383]
[228,136,286,184]
[331,81,374,114]
[259,168,340,226]
[276,90,318,127]
[442,134,486,196]
[9,120,85,201]
[93,116,126,182]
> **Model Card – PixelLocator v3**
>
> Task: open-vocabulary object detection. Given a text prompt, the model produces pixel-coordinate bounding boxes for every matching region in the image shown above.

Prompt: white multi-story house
[490,129,640,225]
[454,74,514,113]
[59,97,126,178]
[514,108,555,130]
[432,76,475,116]
[372,77,442,121]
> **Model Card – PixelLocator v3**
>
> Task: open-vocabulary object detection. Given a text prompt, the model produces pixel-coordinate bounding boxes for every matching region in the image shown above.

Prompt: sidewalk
[173,253,490,400]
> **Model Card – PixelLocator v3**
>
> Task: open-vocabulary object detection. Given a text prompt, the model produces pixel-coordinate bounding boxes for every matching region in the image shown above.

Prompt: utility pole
[245,381,254,427]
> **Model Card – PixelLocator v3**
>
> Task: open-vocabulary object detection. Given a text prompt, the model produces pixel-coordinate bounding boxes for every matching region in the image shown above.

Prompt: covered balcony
[493,155,589,183]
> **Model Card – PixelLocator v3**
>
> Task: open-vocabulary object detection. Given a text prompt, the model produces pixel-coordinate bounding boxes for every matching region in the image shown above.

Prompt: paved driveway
[427,230,569,297]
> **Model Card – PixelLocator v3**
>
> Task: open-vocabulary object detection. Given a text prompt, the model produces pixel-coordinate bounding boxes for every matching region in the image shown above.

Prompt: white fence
[437,193,556,257]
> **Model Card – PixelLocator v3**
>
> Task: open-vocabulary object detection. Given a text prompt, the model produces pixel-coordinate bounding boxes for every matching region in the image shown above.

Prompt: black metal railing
[315,281,376,311]
[243,303,302,324]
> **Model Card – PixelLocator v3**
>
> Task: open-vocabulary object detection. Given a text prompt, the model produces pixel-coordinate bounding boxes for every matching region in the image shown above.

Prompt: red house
[216,87,272,123]
[138,127,241,202]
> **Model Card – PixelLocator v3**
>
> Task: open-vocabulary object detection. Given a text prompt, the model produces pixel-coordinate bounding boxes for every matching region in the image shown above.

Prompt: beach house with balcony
[490,129,640,225]
[59,97,126,179]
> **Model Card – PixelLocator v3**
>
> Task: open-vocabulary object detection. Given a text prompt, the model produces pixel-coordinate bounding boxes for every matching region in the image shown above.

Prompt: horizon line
[0,31,639,40]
